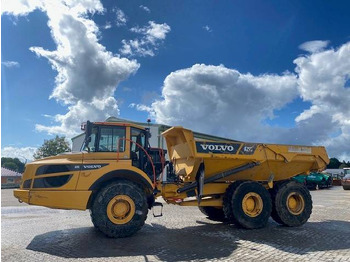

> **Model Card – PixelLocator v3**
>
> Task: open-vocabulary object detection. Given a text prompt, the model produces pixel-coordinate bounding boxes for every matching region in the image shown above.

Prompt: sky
[1,0,350,161]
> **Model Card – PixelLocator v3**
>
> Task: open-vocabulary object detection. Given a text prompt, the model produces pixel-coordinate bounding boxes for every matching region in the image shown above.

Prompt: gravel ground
[1,186,350,262]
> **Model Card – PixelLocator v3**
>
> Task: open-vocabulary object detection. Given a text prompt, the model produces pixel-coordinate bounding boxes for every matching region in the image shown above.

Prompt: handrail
[117,138,156,187]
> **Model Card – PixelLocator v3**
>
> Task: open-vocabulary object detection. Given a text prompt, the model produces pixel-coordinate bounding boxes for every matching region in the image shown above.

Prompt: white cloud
[137,64,298,141]
[4,1,140,138]
[35,98,119,137]
[113,8,127,27]
[139,5,150,13]
[2,60,20,68]
[299,40,330,53]
[120,21,171,57]
[134,42,350,160]
[1,146,37,161]
[293,41,350,159]
[1,0,44,16]
[103,21,111,29]
[203,25,212,32]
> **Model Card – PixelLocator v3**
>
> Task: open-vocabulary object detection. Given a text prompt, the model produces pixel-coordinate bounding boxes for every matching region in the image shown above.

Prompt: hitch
[152,202,163,217]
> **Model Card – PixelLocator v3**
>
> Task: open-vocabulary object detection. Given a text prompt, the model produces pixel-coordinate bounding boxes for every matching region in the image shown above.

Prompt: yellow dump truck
[14,121,329,238]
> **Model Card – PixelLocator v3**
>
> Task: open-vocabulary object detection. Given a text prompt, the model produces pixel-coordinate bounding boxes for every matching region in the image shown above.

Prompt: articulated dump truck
[14,121,329,238]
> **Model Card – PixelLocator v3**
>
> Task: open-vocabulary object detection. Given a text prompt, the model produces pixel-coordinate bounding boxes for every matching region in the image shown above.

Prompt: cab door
[130,127,147,170]
[76,125,130,190]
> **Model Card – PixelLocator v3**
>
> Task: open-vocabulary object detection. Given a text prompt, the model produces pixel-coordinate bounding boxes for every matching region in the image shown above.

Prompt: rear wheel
[270,181,312,227]
[224,181,272,229]
[199,206,226,222]
[90,179,148,238]
[223,181,245,224]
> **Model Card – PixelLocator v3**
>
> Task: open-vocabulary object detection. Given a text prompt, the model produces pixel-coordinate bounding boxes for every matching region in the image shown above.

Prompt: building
[72,117,237,152]
[1,167,22,188]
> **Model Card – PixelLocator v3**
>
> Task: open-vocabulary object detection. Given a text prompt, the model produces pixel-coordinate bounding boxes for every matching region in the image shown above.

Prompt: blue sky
[1,0,350,161]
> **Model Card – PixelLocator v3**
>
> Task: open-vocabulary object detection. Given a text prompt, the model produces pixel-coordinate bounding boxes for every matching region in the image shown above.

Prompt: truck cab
[14,121,165,212]
[81,121,165,181]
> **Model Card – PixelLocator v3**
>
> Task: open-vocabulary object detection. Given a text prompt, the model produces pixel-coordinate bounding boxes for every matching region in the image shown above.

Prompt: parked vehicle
[341,170,350,190]
[293,172,332,190]
[292,175,307,185]
[14,121,329,238]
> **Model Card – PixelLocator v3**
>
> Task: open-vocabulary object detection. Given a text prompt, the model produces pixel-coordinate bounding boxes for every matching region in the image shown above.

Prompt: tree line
[327,158,350,169]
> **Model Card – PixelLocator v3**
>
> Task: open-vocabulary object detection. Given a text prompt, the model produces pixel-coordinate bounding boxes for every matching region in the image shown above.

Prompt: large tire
[223,180,245,224]
[199,206,226,222]
[270,181,312,227]
[90,179,148,238]
[226,181,272,229]
[269,180,290,225]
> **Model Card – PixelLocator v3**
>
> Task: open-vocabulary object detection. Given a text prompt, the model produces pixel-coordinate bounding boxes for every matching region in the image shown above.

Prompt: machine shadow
[27,220,350,260]
[26,222,237,261]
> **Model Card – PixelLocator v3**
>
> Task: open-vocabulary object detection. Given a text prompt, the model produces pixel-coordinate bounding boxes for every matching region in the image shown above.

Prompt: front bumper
[14,189,30,203]
[14,189,92,210]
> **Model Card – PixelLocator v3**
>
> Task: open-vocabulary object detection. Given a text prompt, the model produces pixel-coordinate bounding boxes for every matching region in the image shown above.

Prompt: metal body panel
[14,189,91,210]
[162,127,329,183]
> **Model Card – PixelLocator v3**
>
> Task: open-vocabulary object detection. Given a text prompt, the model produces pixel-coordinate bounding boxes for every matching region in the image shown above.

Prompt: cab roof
[93,121,146,130]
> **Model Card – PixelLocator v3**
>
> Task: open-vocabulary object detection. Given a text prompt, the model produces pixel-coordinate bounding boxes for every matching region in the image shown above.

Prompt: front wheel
[270,181,312,227]
[90,179,148,238]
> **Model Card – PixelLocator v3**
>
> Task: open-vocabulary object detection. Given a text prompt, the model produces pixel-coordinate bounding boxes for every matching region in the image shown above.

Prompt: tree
[33,136,71,160]
[339,163,349,169]
[2,162,19,171]
[1,157,25,172]
[327,157,341,169]
[339,161,350,169]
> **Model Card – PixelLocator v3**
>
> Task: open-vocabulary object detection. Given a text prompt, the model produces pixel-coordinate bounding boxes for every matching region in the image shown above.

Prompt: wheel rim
[107,195,135,224]
[286,192,305,215]
[242,192,263,217]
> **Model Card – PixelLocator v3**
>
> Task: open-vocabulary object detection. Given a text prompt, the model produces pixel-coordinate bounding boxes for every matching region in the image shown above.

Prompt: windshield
[98,126,125,152]
[81,125,126,152]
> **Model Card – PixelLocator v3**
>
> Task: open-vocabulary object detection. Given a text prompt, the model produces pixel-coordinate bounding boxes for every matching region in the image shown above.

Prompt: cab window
[97,126,126,152]
[130,128,146,167]
[82,127,98,152]
[131,128,146,150]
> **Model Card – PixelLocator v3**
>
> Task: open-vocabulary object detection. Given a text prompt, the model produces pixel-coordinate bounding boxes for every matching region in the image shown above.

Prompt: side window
[98,126,126,152]
[131,128,146,151]
[83,127,97,152]
[130,128,146,167]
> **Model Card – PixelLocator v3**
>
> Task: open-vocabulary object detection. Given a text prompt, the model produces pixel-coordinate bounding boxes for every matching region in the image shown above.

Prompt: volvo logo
[195,141,240,154]
[199,144,236,152]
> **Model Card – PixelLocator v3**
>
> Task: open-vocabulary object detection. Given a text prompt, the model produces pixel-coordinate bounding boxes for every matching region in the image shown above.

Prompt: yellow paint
[179,197,223,206]
[14,189,91,210]
[286,192,305,215]
[13,189,29,203]
[162,127,329,182]
[106,195,135,224]
[242,192,263,217]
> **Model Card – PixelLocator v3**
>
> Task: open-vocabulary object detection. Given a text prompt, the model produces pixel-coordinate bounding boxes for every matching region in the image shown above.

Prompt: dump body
[162,127,329,183]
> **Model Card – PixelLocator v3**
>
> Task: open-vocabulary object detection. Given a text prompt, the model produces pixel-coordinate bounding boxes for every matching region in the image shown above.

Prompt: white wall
[72,134,85,152]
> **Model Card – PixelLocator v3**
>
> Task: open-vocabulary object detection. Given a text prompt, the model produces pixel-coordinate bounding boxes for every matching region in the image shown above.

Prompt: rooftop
[1,167,22,177]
